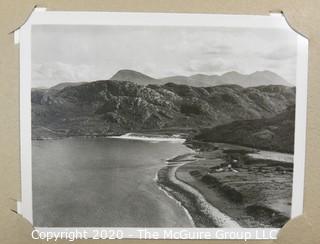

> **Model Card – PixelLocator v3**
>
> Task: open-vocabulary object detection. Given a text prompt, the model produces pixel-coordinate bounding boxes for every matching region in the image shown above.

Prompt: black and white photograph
[18,11,308,239]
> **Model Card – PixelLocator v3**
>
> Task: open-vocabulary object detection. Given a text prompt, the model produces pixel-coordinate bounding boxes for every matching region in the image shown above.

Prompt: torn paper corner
[274,214,315,243]
[270,10,309,40]
[12,6,47,44]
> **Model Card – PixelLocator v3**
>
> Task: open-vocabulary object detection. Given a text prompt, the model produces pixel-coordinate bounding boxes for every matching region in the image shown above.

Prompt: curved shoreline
[154,172,195,227]
[109,133,186,143]
[156,159,241,228]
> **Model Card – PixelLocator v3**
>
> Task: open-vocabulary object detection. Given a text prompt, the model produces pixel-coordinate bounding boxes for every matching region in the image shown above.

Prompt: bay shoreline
[157,141,293,228]
[156,154,241,228]
[33,131,293,228]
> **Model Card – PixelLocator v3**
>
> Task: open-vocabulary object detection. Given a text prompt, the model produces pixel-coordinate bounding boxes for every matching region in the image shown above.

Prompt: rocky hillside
[32,80,295,139]
[194,105,295,153]
[110,69,292,87]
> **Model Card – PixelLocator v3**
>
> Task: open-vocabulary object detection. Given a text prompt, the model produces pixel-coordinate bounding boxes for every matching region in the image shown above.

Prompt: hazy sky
[32,25,298,88]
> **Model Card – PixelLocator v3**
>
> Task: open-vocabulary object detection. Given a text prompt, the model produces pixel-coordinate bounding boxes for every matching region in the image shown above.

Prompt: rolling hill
[32,79,295,139]
[194,105,296,153]
[109,69,292,87]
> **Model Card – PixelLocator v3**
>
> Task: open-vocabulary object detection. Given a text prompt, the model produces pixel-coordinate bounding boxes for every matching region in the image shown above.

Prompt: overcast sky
[32,25,298,88]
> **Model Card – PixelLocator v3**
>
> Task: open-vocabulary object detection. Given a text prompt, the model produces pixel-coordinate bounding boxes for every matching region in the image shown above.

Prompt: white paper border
[18,9,308,240]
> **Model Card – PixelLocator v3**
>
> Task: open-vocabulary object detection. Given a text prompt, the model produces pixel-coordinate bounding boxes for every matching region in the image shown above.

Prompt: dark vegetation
[194,105,295,153]
[32,78,295,145]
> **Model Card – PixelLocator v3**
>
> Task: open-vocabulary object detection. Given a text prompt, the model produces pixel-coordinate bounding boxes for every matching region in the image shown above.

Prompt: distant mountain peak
[252,70,276,74]
[110,69,156,84]
[222,71,243,76]
[108,69,292,88]
[112,69,148,76]
[250,70,282,77]
[248,70,291,86]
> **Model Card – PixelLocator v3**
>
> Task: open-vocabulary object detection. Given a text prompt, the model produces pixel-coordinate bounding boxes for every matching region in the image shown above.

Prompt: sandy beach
[156,156,240,227]
[156,142,293,228]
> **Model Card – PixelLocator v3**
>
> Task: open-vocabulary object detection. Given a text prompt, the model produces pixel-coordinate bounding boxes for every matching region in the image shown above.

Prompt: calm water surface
[32,137,193,227]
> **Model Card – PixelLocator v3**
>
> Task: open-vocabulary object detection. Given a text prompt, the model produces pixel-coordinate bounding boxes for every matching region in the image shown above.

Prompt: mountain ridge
[194,105,295,153]
[109,69,293,88]
[32,79,295,139]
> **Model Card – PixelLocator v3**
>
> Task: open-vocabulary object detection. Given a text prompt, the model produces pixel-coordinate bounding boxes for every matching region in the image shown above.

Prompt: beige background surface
[0,0,319,243]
